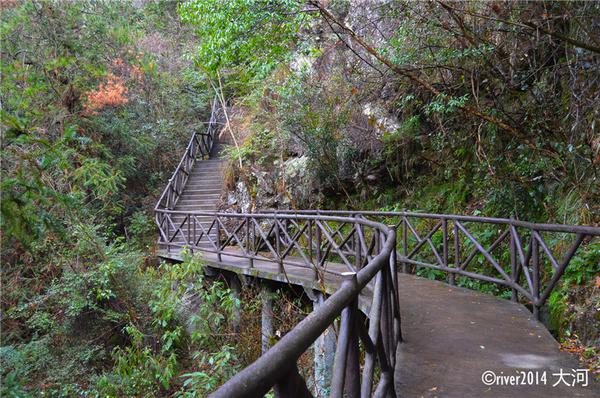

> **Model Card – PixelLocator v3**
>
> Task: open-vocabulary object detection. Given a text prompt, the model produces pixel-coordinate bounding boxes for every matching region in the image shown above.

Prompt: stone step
[185,182,223,187]
[184,185,223,190]
[181,189,223,197]
[181,187,223,191]
[176,195,221,206]
[188,172,223,178]
[189,166,225,172]
[186,178,223,184]
[188,176,223,180]
[178,193,222,199]
[175,204,216,212]
[176,200,220,205]
[193,159,226,164]
[178,193,222,200]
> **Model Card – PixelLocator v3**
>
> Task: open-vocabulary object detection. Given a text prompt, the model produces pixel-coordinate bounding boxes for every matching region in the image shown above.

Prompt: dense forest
[1,0,599,396]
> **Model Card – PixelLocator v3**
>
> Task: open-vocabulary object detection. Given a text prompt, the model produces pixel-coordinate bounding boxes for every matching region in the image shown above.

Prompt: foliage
[179,0,308,84]
[0,1,240,396]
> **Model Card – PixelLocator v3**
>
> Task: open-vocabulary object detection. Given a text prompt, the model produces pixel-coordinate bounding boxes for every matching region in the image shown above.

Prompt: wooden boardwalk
[159,249,598,397]
[156,105,599,396]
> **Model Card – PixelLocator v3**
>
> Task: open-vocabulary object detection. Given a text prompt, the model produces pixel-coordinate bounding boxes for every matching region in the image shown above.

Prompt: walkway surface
[158,249,599,397]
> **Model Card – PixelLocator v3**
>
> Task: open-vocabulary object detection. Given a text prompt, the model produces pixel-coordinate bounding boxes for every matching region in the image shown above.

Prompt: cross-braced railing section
[157,212,385,281]
[154,211,401,397]
[154,97,220,212]
[274,210,600,319]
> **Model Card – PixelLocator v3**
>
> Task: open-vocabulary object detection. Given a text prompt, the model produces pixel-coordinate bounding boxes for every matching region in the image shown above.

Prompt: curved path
[155,102,599,397]
[159,249,598,397]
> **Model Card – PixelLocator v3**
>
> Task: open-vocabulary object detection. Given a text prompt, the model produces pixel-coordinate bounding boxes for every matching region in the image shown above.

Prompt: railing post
[532,230,540,320]
[331,276,359,398]
[192,215,197,248]
[388,226,402,344]
[275,216,283,273]
[361,271,382,397]
[308,219,314,262]
[443,218,454,285]
[187,215,191,249]
[166,215,171,253]
[246,217,253,268]
[510,223,518,302]
[355,222,362,271]
[344,298,360,398]
[454,220,460,282]
[316,219,322,278]
[380,252,392,366]
[216,217,222,262]
[402,217,408,273]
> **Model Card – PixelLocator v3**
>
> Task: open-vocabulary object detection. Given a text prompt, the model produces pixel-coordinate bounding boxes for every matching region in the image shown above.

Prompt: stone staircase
[170,140,228,248]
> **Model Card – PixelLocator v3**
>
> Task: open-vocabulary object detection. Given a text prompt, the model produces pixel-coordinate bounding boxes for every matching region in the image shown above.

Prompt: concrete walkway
[158,249,598,397]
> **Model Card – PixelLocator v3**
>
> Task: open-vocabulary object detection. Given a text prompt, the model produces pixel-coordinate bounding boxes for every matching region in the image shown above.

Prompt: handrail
[154,97,220,212]
[155,209,400,396]
[154,102,599,397]
[271,209,600,235]
[271,209,600,318]
[211,223,396,398]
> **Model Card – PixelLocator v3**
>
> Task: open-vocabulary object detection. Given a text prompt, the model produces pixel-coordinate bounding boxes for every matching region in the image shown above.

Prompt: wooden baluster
[186,215,191,253]
[388,227,402,344]
[355,223,362,271]
[402,217,408,273]
[361,270,382,397]
[510,224,518,302]
[443,218,454,285]
[275,217,283,273]
[246,217,253,268]
[454,221,460,282]
[308,220,314,271]
[193,216,197,248]
[216,217,222,262]
[331,276,359,398]
[345,298,360,398]
[166,215,171,253]
[531,231,540,320]
[316,220,322,279]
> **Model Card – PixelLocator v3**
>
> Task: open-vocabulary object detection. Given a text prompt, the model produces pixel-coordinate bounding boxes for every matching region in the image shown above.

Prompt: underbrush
[1,249,239,397]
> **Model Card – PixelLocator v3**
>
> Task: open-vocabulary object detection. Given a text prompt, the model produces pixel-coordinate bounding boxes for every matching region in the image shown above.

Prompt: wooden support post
[261,284,274,354]
[273,363,313,398]
[312,291,336,398]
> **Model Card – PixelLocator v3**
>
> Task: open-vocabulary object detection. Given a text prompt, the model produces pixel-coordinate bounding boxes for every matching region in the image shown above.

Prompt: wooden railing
[273,210,600,319]
[154,208,598,396]
[154,210,400,397]
[154,97,220,212]
[154,101,599,397]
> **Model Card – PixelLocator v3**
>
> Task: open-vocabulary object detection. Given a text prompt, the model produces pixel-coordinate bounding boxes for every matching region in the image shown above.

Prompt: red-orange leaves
[83,73,129,115]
